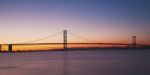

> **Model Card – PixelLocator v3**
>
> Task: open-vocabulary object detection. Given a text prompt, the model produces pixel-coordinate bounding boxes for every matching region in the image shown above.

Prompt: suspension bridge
[0,30,149,52]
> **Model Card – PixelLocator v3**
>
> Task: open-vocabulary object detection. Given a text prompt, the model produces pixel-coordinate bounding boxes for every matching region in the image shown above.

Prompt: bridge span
[0,30,149,52]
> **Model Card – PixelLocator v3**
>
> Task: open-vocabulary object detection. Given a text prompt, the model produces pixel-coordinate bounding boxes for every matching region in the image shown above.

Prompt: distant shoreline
[0,46,150,53]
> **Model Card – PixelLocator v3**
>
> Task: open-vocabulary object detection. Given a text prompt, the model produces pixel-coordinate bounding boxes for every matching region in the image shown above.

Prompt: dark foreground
[0,49,150,75]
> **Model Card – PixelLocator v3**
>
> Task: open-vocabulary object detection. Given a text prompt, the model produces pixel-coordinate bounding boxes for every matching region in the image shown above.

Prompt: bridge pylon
[63,30,67,50]
[132,36,136,48]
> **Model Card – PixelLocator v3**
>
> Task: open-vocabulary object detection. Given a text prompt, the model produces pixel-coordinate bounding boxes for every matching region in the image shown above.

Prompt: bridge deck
[1,43,149,46]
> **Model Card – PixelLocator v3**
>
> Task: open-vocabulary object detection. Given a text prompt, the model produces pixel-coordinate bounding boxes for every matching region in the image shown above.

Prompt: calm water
[0,49,150,75]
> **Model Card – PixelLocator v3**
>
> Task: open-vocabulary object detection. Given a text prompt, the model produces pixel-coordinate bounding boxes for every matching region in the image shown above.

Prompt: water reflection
[62,51,68,75]
[0,50,150,75]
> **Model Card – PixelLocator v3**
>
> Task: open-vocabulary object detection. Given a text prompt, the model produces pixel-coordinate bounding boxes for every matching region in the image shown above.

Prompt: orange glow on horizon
[1,43,147,52]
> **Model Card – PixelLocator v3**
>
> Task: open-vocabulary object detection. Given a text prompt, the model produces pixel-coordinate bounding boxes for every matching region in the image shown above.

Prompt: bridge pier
[63,30,67,51]
[8,44,13,52]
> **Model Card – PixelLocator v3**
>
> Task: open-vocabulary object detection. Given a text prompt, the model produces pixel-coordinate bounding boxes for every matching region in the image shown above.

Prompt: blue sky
[0,0,149,44]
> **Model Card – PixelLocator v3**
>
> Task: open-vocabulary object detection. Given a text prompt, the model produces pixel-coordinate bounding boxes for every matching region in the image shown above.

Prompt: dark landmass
[0,46,150,53]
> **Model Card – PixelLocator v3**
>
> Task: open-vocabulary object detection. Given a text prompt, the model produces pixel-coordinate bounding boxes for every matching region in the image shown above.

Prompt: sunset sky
[0,0,150,44]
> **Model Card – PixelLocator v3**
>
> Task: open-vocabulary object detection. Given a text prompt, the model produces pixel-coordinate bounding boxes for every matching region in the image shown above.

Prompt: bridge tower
[8,44,13,52]
[132,36,136,48]
[63,30,67,50]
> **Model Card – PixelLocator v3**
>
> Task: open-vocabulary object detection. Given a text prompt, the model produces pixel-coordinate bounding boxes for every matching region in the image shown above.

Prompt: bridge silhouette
[0,30,149,52]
